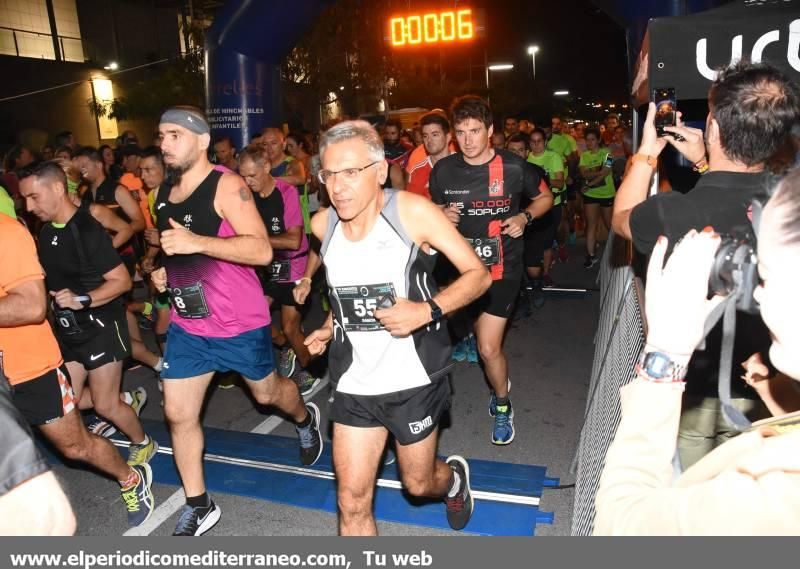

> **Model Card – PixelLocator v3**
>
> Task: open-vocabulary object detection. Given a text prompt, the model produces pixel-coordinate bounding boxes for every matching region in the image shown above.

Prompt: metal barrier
[570,232,646,536]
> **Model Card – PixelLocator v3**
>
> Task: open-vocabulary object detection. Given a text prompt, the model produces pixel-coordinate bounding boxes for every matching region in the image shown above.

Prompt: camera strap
[702,294,752,432]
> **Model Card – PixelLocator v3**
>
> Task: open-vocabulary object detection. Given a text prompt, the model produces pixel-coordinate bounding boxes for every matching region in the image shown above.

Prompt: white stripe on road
[122,376,330,536]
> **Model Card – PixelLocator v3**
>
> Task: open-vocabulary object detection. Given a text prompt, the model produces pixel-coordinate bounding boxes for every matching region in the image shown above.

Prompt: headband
[159,108,210,135]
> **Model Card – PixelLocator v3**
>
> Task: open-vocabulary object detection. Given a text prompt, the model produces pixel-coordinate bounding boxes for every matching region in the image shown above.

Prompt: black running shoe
[296,402,323,466]
[172,501,222,536]
[445,455,473,530]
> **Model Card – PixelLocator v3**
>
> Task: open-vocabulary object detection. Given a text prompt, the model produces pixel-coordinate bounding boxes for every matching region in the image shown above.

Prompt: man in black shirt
[612,61,800,467]
[18,162,158,471]
[429,95,553,445]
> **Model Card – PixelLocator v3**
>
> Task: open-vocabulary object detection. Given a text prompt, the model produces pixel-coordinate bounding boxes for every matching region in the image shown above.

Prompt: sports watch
[636,350,688,383]
[522,210,534,226]
[426,299,443,322]
[75,295,92,310]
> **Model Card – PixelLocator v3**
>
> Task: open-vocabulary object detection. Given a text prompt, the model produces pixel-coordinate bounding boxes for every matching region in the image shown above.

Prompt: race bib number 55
[335,283,396,332]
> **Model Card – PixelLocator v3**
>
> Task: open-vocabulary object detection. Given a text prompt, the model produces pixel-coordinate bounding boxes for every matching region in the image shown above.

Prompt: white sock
[134,434,149,447]
[154,357,163,372]
[122,391,133,405]
[447,471,462,498]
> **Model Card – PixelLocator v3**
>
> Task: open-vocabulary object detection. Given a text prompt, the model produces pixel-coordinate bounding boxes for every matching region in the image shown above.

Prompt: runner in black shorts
[18,162,158,469]
[0,200,154,527]
[238,146,320,396]
[303,120,491,535]
[429,96,553,445]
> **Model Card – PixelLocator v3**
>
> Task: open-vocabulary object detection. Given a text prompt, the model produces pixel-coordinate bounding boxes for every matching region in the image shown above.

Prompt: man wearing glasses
[150,108,322,536]
[302,120,491,535]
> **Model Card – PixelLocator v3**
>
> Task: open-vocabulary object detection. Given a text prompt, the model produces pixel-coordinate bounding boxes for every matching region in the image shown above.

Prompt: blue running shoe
[488,378,511,417]
[466,334,479,364]
[122,464,154,527]
[492,402,515,445]
[172,501,221,536]
[451,338,468,362]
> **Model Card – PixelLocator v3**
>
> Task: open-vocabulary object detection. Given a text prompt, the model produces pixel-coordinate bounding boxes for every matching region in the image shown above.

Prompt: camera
[708,227,759,314]
[707,194,770,315]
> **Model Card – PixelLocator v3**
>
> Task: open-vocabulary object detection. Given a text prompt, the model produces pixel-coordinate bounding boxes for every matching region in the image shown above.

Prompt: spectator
[612,61,800,468]
[54,131,75,151]
[595,171,800,534]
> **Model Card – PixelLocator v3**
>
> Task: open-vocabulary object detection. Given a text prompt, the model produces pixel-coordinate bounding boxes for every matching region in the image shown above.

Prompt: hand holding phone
[652,87,677,138]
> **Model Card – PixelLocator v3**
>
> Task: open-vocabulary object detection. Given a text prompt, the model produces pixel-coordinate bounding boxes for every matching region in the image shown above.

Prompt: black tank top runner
[155,169,223,239]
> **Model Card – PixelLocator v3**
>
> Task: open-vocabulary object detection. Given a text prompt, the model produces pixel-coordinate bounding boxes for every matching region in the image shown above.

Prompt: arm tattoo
[239,187,252,201]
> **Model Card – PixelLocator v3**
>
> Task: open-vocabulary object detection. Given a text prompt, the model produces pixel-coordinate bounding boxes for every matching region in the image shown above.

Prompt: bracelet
[295,277,312,286]
[692,158,709,174]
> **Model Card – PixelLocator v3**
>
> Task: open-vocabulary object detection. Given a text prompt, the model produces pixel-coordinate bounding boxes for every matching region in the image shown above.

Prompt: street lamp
[554,90,569,96]
[485,64,514,104]
[527,45,539,79]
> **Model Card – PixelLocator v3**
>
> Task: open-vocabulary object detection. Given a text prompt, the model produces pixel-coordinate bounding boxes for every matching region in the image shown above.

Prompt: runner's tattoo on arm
[239,187,252,201]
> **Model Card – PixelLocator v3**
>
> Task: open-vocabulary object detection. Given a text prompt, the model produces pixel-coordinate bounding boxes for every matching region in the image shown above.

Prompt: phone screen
[653,87,676,136]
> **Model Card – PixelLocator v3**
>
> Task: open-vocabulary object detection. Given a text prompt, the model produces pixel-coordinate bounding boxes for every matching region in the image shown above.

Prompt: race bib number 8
[335,283,396,332]
[466,237,500,266]
[170,282,211,319]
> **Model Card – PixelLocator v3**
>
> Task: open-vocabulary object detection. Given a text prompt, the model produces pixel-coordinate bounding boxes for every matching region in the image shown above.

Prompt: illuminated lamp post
[485,63,514,105]
[527,45,539,80]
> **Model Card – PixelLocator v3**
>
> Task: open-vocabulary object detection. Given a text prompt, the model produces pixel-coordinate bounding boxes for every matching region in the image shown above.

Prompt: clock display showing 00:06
[390,9,474,46]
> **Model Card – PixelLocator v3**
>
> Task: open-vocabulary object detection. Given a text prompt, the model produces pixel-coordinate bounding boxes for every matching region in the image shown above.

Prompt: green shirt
[0,186,16,220]
[528,150,565,205]
[579,149,615,199]
[547,133,577,163]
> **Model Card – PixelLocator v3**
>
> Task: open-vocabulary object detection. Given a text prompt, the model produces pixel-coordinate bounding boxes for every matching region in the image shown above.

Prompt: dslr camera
[707,194,769,315]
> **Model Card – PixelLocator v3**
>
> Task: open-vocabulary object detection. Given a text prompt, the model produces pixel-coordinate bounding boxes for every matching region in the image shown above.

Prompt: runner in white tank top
[302,120,491,535]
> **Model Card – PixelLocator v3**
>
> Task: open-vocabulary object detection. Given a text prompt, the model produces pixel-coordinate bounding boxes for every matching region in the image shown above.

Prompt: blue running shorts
[161,324,275,381]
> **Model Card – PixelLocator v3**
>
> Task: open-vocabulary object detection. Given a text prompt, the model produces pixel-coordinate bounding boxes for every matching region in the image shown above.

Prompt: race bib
[335,283,396,332]
[467,237,500,266]
[268,259,291,283]
[54,307,83,336]
[170,282,211,319]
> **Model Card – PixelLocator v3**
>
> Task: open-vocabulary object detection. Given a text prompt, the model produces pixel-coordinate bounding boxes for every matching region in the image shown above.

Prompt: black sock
[186,493,210,509]
[297,411,312,429]
[496,396,510,408]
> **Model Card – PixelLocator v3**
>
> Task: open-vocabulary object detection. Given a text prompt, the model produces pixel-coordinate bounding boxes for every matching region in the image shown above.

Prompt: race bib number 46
[335,283,396,332]
[466,237,500,266]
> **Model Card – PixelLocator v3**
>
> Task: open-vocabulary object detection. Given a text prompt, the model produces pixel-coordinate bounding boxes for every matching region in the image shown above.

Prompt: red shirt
[406,156,434,199]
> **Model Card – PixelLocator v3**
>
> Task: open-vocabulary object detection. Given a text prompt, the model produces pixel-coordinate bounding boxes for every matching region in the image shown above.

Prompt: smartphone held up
[652,87,677,137]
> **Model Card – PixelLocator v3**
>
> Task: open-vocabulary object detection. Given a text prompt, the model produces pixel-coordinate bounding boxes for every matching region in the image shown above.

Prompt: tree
[87,1,209,122]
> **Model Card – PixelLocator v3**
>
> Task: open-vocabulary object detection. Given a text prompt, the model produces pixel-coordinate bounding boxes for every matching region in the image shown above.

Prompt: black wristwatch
[522,210,534,226]
[426,299,443,322]
[75,295,92,310]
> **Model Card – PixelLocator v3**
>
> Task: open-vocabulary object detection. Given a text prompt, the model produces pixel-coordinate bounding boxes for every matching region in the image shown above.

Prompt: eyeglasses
[318,161,380,185]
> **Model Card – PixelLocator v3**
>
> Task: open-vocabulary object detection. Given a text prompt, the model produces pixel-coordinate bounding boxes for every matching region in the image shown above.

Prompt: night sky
[484,0,630,102]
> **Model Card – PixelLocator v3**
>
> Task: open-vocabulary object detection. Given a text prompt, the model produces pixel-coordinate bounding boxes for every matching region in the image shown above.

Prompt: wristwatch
[522,210,534,226]
[426,299,443,322]
[636,350,688,383]
[75,295,92,310]
[632,153,657,169]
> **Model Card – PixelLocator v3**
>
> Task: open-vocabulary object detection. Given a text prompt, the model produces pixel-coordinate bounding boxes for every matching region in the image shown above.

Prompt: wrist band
[296,277,312,285]
[692,158,709,174]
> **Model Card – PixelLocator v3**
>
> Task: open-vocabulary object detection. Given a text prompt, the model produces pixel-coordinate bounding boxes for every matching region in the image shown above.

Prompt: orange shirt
[0,215,63,384]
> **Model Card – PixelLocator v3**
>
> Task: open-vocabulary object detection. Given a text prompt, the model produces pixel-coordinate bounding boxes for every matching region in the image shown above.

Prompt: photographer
[595,172,800,534]
[611,61,800,468]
